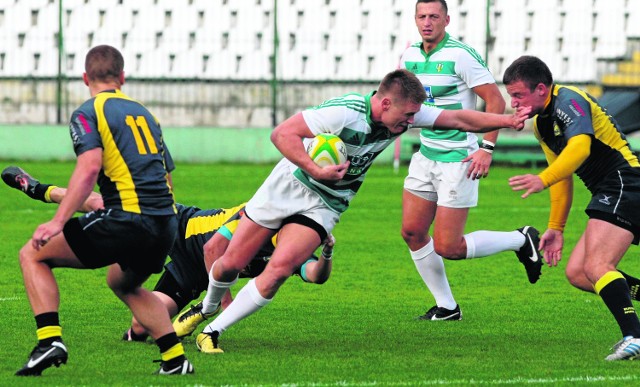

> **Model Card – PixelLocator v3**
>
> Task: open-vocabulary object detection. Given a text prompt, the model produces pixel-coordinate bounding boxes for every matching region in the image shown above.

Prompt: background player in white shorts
[400,0,542,321]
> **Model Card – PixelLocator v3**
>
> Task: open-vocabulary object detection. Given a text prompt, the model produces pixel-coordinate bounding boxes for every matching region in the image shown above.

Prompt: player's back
[71,89,175,215]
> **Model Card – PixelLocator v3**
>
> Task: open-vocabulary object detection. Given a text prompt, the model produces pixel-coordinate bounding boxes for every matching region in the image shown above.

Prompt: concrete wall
[0,124,401,164]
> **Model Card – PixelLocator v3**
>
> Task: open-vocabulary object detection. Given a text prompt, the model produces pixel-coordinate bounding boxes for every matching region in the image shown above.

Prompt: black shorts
[153,266,203,312]
[585,168,640,245]
[64,209,178,276]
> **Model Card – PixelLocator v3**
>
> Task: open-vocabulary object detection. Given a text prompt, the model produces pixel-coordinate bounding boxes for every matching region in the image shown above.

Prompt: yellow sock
[37,325,62,341]
[161,343,185,362]
[44,185,58,203]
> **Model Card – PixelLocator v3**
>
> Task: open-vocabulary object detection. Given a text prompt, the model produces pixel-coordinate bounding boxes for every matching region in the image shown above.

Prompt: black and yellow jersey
[69,89,176,215]
[534,84,640,192]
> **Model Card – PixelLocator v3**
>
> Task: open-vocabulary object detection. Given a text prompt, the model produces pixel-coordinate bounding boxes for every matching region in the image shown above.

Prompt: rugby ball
[306,134,348,167]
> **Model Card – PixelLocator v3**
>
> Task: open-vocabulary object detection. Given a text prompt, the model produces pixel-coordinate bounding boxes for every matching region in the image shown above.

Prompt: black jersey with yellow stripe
[534,85,640,192]
[167,203,278,287]
[69,89,176,215]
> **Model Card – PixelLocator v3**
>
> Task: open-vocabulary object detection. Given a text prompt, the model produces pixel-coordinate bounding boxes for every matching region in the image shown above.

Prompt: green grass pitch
[0,161,638,386]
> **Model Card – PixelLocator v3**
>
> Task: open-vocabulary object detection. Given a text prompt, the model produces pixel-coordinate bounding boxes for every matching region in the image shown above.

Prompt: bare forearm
[436,110,514,133]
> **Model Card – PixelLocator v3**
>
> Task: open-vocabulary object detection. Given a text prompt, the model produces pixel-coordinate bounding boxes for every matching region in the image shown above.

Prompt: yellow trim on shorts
[161,343,185,361]
[37,326,62,340]
[594,271,624,295]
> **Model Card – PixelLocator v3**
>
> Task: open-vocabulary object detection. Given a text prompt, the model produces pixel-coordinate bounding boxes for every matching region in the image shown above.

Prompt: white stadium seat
[0,0,636,82]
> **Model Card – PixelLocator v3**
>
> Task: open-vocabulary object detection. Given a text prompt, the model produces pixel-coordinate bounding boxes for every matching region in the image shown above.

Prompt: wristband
[482,139,496,148]
[480,140,494,154]
[321,252,333,261]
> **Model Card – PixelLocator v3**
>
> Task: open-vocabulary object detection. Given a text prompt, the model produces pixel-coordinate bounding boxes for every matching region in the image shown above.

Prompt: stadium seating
[0,0,639,82]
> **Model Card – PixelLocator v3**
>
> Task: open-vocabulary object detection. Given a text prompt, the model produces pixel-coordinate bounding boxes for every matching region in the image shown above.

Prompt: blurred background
[0,0,639,163]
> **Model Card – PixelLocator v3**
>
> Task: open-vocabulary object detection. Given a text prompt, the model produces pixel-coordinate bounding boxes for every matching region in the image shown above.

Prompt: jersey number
[126,115,158,154]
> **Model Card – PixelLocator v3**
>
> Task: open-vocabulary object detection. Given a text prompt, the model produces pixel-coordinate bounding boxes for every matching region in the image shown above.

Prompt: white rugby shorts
[245,160,340,234]
[403,152,478,208]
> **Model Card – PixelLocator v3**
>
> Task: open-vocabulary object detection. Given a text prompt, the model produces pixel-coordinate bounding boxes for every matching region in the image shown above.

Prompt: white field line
[296,374,640,386]
[0,296,20,301]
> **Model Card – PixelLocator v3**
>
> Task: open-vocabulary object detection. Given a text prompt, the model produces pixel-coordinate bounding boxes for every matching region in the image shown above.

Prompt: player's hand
[31,220,63,250]
[510,106,532,131]
[508,174,545,198]
[311,161,350,182]
[462,149,492,180]
[323,233,335,248]
[539,229,563,266]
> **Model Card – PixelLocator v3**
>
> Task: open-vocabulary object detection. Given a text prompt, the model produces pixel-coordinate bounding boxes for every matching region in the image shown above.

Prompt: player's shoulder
[553,85,594,113]
[312,92,367,114]
[442,36,485,62]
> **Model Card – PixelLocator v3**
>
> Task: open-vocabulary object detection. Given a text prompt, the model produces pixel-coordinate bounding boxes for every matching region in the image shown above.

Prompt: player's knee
[565,265,590,290]
[215,256,245,277]
[401,225,428,248]
[263,260,294,283]
[433,240,465,260]
[19,244,40,269]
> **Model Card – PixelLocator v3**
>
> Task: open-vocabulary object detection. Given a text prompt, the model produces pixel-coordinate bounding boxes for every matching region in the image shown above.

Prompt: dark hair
[378,69,427,105]
[416,0,448,14]
[503,55,553,91]
[84,45,124,83]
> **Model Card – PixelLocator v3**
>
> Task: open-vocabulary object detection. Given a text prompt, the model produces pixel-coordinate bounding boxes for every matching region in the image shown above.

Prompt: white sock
[410,240,457,310]
[463,230,526,258]
[201,263,238,314]
[203,278,271,335]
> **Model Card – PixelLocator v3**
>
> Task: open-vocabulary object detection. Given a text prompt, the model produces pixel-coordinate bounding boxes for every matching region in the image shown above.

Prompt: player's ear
[82,73,89,86]
[119,71,125,86]
[381,96,392,111]
[535,83,547,96]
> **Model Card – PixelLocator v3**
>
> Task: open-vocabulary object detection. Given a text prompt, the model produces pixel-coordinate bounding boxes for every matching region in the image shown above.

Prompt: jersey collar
[421,32,449,58]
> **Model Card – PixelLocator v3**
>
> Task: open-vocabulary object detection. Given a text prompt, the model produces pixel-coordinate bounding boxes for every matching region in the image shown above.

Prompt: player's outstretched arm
[433,106,531,132]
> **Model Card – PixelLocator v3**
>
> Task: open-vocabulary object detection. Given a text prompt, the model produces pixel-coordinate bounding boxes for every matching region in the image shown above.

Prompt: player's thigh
[218,216,275,273]
[265,223,322,278]
[107,263,149,294]
[566,233,586,280]
[154,291,180,317]
[402,189,437,232]
[433,206,469,244]
[19,232,86,269]
[583,219,633,274]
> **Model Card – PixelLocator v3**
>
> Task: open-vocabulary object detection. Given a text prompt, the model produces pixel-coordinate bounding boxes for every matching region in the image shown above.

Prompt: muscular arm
[473,83,506,144]
[31,148,102,248]
[538,134,591,187]
[301,234,335,284]
[433,108,528,132]
[52,149,102,224]
[271,113,348,182]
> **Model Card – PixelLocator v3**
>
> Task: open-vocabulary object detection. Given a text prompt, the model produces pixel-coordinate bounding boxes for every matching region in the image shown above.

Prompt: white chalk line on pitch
[298,374,640,385]
[0,296,20,301]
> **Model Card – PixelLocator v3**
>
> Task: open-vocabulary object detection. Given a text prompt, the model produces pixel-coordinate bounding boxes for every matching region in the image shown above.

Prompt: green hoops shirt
[296,91,442,213]
[400,32,496,162]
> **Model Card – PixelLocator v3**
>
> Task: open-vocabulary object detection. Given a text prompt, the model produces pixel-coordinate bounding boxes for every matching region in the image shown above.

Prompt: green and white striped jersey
[400,32,496,162]
[291,91,442,213]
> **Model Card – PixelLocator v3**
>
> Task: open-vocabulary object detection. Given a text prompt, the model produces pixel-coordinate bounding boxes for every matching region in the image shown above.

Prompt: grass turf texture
[0,161,638,386]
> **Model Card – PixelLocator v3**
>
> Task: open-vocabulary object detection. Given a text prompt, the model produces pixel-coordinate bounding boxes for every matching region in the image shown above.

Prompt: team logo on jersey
[568,99,586,117]
[436,63,443,72]
[553,122,561,137]
[70,113,92,146]
[556,108,573,127]
[599,195,611,205]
